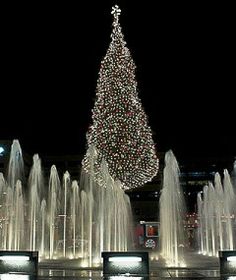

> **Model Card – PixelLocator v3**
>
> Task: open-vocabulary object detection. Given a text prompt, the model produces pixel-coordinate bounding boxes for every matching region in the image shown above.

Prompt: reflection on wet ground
[0,269,235,279]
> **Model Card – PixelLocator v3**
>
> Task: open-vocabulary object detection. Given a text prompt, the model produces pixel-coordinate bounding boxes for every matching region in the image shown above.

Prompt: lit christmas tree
[83,5,158,189]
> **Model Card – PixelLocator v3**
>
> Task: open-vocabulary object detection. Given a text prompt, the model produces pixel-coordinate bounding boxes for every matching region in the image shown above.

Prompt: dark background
[1,1,235,159]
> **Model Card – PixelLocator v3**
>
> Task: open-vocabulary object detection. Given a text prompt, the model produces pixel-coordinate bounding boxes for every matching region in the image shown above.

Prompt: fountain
[79,146,134,266]
[159,150,187,267]
[0,140,26,251]
[28,154,44,252]
[0,140,134,266]
[7,139,24,189]
[233,160,236,190]
[197,166,236,256]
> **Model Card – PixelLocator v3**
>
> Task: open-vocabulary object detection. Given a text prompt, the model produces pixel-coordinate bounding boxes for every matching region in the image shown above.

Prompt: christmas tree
[83,5,158,190]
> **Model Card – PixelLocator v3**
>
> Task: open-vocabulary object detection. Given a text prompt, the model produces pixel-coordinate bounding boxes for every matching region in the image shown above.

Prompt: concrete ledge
[101,251,149,276]
[219,250,236,275]
[0,250,38,275]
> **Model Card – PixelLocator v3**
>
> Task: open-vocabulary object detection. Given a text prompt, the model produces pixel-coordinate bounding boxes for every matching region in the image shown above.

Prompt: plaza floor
[1,251,236,279]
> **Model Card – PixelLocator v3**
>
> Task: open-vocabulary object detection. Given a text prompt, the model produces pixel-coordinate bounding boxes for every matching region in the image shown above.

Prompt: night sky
[1,2,235,159]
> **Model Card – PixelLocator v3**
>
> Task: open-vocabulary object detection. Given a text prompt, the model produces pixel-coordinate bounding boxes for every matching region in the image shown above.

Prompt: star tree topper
[111,5,121,26]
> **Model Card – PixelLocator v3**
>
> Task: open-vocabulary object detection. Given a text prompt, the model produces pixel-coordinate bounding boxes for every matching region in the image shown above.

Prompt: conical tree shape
[83,5,158,189]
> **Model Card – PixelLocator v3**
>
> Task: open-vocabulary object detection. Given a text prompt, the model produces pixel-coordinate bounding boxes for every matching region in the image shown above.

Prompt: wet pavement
[0,268,235,279]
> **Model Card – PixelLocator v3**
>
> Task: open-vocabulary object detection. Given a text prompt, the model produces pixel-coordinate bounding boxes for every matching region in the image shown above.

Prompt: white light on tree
[0,147,4,154]
[83,5,158,190]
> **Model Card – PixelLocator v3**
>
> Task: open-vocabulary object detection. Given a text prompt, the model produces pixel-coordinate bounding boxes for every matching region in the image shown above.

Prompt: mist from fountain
[0,140,134,266]
[197,167,236,256]
[79,146,134,266]
[62,171,70,258]
[28,154,44,251]
[223,169,235,250]
[48,165,61,259]
[7,139,24,190]
[233,160,236,192]
[71,180,79,258]
[159,150,187,267]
